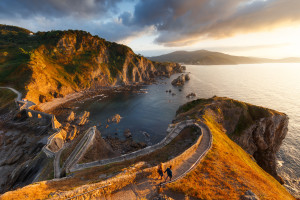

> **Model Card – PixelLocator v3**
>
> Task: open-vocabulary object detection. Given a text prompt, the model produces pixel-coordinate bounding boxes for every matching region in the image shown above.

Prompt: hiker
[157,163,163,180]
[164,165,172,182]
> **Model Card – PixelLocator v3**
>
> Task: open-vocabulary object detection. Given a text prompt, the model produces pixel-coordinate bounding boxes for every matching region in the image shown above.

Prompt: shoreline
[38,77,168,114]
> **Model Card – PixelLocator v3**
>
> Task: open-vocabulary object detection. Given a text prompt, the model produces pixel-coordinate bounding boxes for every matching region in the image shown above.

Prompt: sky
[1,0,300,58]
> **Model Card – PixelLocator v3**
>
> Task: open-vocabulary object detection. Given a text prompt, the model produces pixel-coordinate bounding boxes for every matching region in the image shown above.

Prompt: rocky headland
[0,24,295,199]
[176,96,288,184]
[0,25,184,109]
[0,96,295,200]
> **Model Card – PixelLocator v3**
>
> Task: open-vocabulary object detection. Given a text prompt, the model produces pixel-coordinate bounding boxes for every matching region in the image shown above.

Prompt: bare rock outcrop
[240,190,260,200]
[66,111,75,122]
[176,97,288,184]
[108,114,122,124]
[76,111,90,126]
[171,74,190,86]
[232,114,288,184]
[47,129,67,152]
[186,92,196,98]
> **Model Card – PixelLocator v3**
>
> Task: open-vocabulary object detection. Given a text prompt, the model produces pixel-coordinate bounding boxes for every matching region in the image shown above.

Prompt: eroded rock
[186,93,196,98]
[171,73,190,86]
[76,111,90,126]
[66,111,75,122]
[240,190,260,200]
[108,114,122,124]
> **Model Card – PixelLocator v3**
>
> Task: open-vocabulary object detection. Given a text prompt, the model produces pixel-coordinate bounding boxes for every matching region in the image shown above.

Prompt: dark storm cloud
[1,0,300,46]
[0,0,122,19]
[122,0,300,46]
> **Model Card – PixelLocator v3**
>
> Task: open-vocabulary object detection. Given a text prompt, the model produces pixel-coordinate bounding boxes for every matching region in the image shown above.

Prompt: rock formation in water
[171,74,190,86]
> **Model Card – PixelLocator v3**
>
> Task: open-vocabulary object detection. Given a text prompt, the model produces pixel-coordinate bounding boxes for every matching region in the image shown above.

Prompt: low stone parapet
[70,120,199,172]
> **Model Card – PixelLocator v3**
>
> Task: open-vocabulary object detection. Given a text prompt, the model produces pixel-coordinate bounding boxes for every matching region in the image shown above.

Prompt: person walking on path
[164,165,172,182]
[157,163,164,180]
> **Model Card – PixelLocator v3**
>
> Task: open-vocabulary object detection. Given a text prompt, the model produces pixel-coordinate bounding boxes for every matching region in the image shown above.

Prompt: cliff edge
[0,25,183,104]
[176,97,288,183]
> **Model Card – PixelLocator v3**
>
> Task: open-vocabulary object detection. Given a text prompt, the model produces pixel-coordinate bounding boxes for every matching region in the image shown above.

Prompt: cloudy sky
[1,0,300,58]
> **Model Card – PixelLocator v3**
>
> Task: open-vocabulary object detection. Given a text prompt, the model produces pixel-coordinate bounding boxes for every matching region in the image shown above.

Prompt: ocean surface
[74,63,300,196]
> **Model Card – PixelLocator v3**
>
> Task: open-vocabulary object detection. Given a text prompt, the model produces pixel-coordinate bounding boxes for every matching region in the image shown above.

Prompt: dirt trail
[0,86,22,101]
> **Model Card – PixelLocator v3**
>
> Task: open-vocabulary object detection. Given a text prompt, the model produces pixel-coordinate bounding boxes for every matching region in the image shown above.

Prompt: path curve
[70,120,197,172]
[110,121,212,199]
[61,120,212,200]
[0,86,22,101]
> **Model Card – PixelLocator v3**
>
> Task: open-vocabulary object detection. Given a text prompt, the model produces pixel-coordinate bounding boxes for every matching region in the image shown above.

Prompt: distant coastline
[148,50,300,65]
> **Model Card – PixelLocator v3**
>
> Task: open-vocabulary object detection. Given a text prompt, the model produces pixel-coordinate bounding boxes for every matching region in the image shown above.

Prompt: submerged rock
[108,114,122,124]
[186,92,196,98]
[124,129,132,138]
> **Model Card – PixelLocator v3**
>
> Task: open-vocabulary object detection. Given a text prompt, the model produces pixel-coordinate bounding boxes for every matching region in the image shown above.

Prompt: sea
[73,63,300,197]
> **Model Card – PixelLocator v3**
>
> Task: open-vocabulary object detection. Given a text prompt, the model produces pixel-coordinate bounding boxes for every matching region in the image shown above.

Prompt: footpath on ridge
[0,86,213,199]
[57,121,212,200]
[104,121,212,200]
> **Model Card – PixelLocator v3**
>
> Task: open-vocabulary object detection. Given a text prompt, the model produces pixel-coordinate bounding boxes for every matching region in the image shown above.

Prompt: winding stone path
[62,127,96,174]
[106,121,212,200]
[0,86,22,101]
[70,120,197,172]
[61,121,212,200]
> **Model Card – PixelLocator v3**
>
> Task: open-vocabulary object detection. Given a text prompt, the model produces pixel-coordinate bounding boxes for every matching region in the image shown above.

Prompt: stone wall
[70,120,197,172]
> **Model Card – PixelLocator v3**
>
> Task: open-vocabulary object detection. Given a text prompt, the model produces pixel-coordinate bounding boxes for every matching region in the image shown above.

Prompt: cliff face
[232,115,288,183]
[176,97,288,183]
[0,26,183,104]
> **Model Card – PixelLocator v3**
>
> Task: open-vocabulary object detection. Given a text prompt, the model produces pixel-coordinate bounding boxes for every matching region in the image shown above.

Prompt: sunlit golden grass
[167,111,295,200]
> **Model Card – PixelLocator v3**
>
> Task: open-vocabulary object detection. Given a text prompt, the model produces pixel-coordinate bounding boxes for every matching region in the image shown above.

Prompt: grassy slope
[167,98,294,200]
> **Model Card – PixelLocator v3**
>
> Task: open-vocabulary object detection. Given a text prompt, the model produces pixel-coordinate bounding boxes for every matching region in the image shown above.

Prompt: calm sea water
[74,63,300,196]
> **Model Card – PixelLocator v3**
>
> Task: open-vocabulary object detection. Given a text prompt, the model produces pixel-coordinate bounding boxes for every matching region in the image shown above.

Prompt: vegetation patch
[0,88,17,109]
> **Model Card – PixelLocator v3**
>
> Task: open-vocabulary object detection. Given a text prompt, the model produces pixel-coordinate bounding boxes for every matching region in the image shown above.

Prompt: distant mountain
[148,50,300,65]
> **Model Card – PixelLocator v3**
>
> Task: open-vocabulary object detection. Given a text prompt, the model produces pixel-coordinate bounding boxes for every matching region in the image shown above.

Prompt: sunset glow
[1,0,300,58]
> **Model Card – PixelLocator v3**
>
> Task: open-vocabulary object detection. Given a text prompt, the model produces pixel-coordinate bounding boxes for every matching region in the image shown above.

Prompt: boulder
[76,111,90,126]
[171,73,190,86]
[185,74,190,81]
[66,125,78,141]
[109,114,122,124]
[66,111,75,122]
[186,92,196,98]
[240,190,260,200]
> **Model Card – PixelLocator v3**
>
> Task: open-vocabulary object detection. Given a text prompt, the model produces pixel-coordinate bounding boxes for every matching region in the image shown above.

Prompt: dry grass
[167,111,295,200]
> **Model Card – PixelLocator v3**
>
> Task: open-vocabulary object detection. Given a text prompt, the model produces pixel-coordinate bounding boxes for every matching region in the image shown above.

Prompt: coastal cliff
[0,25,183,104]
[1,97,294,200]
[176,96,288,183]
